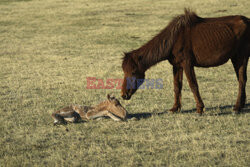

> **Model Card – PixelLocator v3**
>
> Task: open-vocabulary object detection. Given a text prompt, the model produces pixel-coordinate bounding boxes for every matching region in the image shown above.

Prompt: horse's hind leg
[231,49,249,113]
[169,66,183,113]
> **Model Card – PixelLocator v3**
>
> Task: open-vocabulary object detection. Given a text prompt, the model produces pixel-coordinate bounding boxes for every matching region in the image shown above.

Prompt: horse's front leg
[169,66,183,113]
[184,64,204,115]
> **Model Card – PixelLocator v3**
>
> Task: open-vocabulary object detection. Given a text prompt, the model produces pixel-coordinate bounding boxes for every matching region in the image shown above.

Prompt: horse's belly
[193,48,234,67]
[191,23,237,67]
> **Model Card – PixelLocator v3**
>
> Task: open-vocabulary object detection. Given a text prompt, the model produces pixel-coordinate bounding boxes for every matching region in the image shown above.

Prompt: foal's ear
[107,94,111,100]
[107,94,114,101]
[107,94,116,102]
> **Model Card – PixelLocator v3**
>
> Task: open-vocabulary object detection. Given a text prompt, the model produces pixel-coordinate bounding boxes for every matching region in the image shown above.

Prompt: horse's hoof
[197,108,204,116]
[168,110,176,114]
[177,108,181,113]
[197,112,203,116]
[233,106,241,115]
[168,107,181,113]
[232,110,240,115]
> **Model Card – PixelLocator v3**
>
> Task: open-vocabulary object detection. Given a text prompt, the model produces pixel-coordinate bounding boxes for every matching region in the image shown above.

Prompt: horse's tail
[241,16,250,26]
[247,18,250,58]
[247,18,250,40]
[243,17,250,40]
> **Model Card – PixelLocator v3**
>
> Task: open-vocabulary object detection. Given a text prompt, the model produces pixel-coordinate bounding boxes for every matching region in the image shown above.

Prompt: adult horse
[121,9,249,114]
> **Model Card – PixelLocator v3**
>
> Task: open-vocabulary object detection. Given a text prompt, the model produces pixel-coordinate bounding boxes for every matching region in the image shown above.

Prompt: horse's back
[190,15,249,67]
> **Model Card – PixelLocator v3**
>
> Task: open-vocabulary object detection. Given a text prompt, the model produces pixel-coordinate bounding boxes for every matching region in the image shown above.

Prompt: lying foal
[52,95,127,125]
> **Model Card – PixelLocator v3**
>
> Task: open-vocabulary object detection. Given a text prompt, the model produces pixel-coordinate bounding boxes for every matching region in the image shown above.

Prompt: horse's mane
[122,9,202,72]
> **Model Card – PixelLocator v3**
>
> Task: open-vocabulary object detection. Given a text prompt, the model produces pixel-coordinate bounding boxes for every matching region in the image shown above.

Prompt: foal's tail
[242,16,250,27]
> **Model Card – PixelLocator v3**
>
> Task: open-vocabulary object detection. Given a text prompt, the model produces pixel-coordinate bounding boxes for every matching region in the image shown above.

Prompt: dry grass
[0,0,249,166]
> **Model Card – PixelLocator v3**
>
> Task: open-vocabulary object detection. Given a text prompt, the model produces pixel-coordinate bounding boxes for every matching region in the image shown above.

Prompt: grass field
[0,0,249,166]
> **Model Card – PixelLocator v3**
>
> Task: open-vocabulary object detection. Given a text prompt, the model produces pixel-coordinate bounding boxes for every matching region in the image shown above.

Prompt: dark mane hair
[122,9,202,72]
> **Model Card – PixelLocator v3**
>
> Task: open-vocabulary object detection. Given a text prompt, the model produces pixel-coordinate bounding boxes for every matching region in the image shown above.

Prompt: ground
[0,0,249,166]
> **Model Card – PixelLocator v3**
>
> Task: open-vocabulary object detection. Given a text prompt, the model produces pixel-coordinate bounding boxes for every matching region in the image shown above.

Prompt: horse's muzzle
[122,94,131,100]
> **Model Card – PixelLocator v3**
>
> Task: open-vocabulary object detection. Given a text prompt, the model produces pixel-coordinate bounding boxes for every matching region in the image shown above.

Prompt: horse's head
[106,94,127,120]
[121,52,145,100]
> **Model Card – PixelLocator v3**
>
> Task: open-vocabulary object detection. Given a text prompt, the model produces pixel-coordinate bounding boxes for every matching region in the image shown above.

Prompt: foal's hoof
[53,121,67,126]
[129,117,139,121]
[96,117,104,121]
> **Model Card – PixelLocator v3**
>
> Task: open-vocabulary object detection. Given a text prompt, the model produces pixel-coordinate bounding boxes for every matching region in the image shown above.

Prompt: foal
[52,95,127,125]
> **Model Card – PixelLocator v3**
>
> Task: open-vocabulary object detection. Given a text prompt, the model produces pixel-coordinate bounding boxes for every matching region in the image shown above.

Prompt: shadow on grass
[182,103,250,115]
[127,103,250,120]
[127,110,170,120]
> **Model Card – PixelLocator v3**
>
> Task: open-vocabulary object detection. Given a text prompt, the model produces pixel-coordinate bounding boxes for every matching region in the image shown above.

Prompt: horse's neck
[135,43,169,72]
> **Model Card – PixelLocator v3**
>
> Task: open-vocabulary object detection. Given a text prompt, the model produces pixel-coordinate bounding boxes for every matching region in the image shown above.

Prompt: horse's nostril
[122,94,128,99]
[122,94,131,100]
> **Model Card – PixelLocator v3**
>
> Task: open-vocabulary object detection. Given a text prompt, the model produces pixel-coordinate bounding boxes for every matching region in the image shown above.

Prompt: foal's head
[121,52,145,100]
[102,94,128,120]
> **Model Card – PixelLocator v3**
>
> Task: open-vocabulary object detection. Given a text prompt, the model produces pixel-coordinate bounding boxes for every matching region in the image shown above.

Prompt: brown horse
[121,9,250,114]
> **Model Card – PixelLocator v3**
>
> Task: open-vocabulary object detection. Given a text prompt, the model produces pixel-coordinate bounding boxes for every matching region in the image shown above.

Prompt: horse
[52,94,127,125]
[121,9,250,115]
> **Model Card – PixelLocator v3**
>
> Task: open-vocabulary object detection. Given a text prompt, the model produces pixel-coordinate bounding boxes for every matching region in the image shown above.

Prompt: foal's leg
[106,112,123,121]
[183,64,204,115]
[86,110,109,119]
[231,55,249,113]
[52,110,81,125]
[86,110,122,121]
[169,66,183,113]
[62,111,81,123]
[52,113,67,125]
